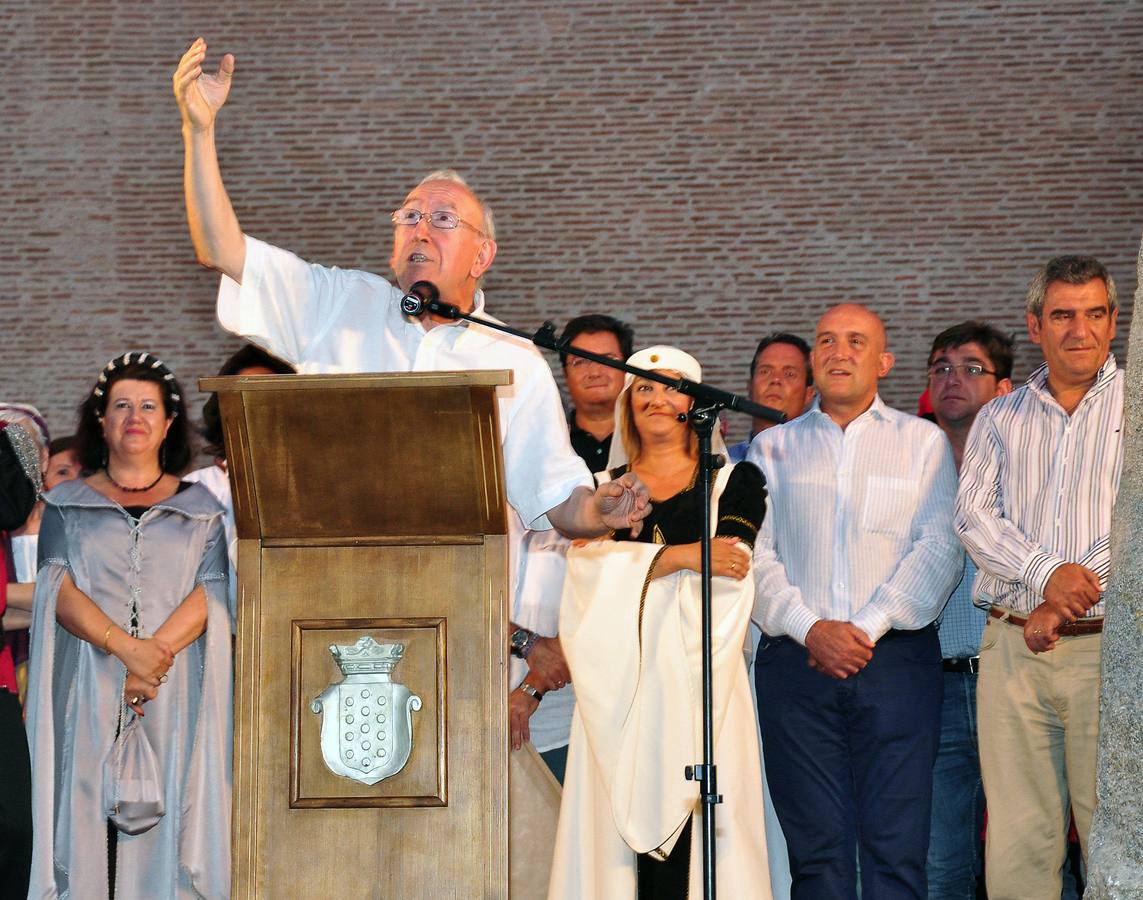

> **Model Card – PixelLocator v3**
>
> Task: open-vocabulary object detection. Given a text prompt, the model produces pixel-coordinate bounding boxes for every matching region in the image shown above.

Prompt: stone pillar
[1085,233,1143,897]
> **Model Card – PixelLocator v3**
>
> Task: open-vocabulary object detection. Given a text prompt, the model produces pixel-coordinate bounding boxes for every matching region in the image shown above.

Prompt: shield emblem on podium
[310,637,422,786]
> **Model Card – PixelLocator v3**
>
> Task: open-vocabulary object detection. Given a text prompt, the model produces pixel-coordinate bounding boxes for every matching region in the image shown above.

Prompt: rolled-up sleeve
[217,235,353,366]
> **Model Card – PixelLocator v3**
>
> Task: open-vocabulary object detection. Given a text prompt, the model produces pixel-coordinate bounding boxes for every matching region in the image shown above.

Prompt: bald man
[748,304,962,899]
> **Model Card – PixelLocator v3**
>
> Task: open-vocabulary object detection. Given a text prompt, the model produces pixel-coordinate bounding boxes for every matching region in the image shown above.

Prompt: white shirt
[954,355,1123,617]
[218,236,593,530]
[183,464,238,619]
[10,533,37,583]
[747,395,963,644]
[510,528,575,752]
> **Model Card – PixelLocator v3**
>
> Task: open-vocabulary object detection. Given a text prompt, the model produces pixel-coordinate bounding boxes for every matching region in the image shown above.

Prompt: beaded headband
[91,351,182,415]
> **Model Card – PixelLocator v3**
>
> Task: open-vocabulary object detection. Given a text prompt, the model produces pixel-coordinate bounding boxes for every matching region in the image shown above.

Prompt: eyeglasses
[928,364,997,380]
[391,207,486,236]
[567,355,622,370]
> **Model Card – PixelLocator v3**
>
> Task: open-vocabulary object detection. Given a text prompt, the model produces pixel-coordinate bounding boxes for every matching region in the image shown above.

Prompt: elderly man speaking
[173,38,648,541]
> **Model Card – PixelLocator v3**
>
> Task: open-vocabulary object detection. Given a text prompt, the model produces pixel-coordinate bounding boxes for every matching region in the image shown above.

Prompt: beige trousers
[977,614,1101,900]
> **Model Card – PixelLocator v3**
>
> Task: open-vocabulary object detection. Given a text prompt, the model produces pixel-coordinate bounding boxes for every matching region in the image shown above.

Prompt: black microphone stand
[401,284,783,899]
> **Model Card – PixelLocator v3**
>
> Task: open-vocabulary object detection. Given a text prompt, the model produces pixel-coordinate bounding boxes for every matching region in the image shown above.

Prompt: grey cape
[25,479,232,899]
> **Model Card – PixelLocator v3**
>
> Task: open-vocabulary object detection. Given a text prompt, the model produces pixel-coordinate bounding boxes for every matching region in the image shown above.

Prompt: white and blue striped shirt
[936,556,987,659]
[954,355,1123,618]
[748,395,963,644]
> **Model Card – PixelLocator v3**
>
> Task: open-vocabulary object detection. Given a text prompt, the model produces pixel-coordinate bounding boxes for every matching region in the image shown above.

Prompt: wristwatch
[510,627,540,659]
[519,682,543,700]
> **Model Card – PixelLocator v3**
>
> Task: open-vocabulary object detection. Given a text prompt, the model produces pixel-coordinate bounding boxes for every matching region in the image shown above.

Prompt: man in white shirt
[954,256,1122,899]
[172,38,647,541]
[748,304,962,899]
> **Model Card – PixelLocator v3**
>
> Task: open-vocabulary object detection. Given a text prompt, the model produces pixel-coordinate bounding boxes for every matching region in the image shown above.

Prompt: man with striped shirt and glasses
[923,322,1013,898]
[955,257,1122,899]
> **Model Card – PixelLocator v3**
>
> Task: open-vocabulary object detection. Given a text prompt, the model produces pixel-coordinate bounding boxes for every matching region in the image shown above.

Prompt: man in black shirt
[560,315,635,473]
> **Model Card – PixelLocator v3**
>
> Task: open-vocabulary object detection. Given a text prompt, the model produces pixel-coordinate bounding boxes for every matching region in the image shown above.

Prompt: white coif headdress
[605,345,727,471]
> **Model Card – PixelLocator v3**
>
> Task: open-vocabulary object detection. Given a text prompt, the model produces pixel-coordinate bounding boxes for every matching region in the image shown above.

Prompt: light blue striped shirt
[748,395,963,644]
[936,556,987,659]
[954,355,1123,618]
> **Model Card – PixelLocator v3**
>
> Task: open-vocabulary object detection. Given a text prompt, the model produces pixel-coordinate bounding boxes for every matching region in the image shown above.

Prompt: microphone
[399,280,439,316]
[676,413,689,422]
[399,281,463,320]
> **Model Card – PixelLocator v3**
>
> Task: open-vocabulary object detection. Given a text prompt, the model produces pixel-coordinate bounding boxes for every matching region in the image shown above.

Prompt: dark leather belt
[989,607,1103,636]
[942,656,980,674]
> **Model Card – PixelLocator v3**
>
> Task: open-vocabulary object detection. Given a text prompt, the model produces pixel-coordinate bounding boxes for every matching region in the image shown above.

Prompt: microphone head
[676,412,689,423]
[399,280,439,316]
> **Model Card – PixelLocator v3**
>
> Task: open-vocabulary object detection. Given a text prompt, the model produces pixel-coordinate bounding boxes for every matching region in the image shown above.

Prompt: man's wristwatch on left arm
[510,627,540,660]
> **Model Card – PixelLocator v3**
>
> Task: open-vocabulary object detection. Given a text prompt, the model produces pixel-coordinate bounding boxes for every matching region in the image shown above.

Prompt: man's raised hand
[173,37,234,131]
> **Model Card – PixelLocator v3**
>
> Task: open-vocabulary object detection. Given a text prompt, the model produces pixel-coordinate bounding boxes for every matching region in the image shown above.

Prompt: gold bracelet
[101,624,115,655]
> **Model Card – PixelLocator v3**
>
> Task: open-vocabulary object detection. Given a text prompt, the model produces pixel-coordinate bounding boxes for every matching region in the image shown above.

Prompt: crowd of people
[0,35,1123,900]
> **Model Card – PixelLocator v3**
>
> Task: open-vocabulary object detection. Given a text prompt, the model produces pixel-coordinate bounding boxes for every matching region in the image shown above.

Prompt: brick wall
[2,0,1140,448]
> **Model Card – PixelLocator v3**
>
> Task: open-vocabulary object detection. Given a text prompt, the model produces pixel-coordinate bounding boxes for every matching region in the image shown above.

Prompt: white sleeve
[746,437,820,643]
[216,234,354,366]
[501,357,593,530]
[954,404,1065,595]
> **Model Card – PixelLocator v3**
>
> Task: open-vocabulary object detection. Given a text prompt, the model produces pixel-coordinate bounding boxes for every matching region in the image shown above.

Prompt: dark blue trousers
[755,626,942,900]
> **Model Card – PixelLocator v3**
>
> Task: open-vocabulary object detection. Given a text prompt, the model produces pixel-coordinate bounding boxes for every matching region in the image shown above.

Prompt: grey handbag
[103,709,166,835]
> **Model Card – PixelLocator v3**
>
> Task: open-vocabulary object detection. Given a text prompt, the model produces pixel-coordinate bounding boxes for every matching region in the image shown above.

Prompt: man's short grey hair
[1025,255,1117,318]
[417,169,496,241]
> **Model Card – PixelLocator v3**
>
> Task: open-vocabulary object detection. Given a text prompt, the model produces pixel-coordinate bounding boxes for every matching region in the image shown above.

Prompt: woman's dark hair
[75,355,193,475]
[201,345,295,458]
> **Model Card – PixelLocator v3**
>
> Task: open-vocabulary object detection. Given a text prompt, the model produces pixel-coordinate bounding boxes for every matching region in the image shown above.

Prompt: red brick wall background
[2,1,1140,449]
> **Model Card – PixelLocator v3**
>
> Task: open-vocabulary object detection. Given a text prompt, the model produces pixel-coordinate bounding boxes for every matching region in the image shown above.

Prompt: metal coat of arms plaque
[310,636,422,786]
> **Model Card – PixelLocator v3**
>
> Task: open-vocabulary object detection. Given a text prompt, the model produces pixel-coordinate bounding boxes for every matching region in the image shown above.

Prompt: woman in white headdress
[549,346,772,899]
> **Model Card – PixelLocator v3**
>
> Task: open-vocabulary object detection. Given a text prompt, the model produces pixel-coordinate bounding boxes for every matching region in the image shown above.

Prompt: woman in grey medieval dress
[25,352,232,899]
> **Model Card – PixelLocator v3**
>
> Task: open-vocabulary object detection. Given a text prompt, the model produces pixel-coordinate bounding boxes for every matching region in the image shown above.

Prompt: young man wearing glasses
[172,38,648,542]
[927,323,1014,470]
[923,322,1012,899]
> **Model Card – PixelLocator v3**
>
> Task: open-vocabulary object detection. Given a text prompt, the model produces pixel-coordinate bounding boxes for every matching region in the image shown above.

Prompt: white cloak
[550,473,772,899]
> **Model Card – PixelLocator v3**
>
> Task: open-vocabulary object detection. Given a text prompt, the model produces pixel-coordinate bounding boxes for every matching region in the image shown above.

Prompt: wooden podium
[201,371,512,898]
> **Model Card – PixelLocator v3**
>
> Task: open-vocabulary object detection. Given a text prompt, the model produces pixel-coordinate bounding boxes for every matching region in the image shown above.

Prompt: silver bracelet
[519,682,543,700]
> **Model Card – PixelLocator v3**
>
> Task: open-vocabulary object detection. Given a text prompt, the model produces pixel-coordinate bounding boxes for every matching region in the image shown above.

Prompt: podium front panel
[232,537,508,897]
